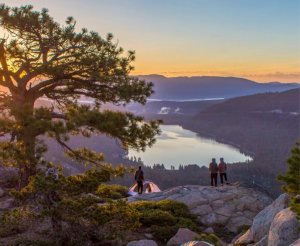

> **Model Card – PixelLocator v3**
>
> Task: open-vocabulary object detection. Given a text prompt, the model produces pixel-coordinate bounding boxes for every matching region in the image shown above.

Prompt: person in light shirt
[218,157,229,186]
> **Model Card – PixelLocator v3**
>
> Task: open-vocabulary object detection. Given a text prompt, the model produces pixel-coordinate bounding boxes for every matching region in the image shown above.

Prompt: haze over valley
[36,78,300,197]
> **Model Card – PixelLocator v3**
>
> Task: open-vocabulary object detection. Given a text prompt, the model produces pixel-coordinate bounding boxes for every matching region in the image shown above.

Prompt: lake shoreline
[128,124,252,169]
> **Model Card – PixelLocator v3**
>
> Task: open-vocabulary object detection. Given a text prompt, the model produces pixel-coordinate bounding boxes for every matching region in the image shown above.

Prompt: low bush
[140,209,177,226]
[95,184,128,199]
[131,200,198,242]
[150,225,178,242]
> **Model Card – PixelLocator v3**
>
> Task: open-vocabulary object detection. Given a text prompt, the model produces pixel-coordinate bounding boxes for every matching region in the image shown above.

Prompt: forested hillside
[201,88,300,113]
[138,75,300,100]
[151,89,299,196]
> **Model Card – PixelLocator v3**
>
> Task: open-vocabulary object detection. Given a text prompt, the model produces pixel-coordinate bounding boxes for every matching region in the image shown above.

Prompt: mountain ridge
[135,75,300,100]
[136,74,300,85]
[199,88,300,114]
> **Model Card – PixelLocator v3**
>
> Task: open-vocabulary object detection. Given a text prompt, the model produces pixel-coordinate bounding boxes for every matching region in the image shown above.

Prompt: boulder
[235,193,290,244]
[167,228,199,246]
[267,208,299,246]
[127,240,158,246]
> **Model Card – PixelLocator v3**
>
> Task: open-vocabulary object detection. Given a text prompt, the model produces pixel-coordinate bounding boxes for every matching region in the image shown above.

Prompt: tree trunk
[17,133,37,189]
[12,95,37,188]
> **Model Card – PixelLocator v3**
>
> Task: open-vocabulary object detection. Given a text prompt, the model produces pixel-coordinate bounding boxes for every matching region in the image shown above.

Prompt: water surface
[128,125,252,169]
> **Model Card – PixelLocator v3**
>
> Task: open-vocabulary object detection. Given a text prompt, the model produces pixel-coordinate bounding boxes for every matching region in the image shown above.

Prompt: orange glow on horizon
[130,61,300,83]
[130,70,300,83]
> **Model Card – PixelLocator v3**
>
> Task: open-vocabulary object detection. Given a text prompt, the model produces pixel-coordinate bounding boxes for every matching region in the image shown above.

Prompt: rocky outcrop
[267,208,299,246]
[249,193,290,243]
[233,193,299,246]
[167,228,199,246]
[128,185,273,233]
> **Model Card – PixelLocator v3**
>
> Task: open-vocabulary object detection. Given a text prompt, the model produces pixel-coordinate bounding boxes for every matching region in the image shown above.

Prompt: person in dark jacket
[218,157,229,185]
[209,158,218,187]
[134,166,144,194]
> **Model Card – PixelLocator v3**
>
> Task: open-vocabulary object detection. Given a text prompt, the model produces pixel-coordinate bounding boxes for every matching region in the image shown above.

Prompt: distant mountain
[201,88,300,114]
[137,75,300,100]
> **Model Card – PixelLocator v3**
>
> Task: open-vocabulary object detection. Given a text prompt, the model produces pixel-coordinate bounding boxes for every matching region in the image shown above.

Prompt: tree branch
[55,137,101,166]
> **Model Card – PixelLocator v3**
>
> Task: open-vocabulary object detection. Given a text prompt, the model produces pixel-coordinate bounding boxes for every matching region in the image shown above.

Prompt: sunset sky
[1,0,300,82]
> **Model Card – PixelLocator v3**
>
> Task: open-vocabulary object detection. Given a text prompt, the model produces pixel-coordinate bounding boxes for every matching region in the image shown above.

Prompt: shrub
[150,225,178,242]
[131,200,198,242]
[95,184,128,199]
[13,169,140,243]
[133,200,194,218]
[140,209,176,226]
[152,200,192,217]
[177,217,199,231]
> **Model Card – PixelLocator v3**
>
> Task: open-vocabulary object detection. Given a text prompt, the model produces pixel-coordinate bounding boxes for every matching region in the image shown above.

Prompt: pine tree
[12,166,140,242]
[0,4,161,187]
[278,140,300,220]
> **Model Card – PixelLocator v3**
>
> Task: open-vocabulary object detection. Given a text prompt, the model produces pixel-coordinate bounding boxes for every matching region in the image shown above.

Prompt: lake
[128,125,252,169]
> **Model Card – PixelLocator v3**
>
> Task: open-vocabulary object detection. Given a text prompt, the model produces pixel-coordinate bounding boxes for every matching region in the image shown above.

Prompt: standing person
[218,157,229,186]
[134,166,144,194]
[209,158,218,187]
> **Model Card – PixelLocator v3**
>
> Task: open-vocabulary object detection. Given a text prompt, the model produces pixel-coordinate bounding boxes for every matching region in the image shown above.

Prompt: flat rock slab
[129,185,273,233]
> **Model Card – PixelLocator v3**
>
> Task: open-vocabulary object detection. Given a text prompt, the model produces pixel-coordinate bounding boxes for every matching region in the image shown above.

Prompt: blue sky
[1,0,300,82]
